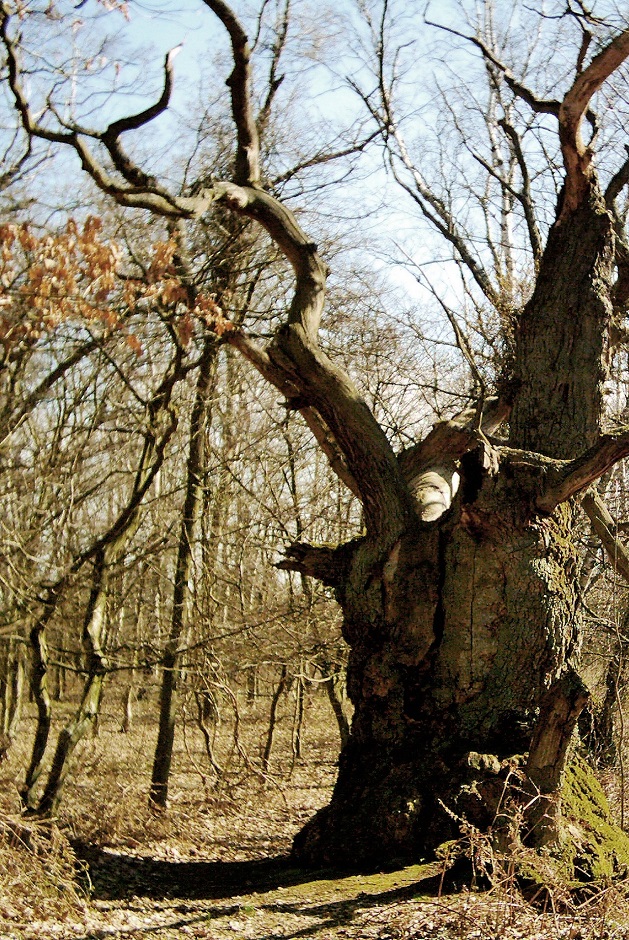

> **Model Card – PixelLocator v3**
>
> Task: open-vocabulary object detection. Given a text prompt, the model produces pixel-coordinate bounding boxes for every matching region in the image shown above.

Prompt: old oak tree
[4,0,629,871]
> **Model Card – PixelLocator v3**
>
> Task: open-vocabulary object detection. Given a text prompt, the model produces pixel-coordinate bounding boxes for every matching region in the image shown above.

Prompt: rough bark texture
[510,191,614,458]
[293,453,587,866]
[293,180,619,869]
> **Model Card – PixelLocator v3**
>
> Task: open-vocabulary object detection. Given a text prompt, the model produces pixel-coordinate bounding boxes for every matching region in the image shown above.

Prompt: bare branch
[218,180,412,538]
[384,141,501,309]
[295,406,361,500]
[256,0,290,140]
[576,30,592,75]
[536,428,629,512]
[228,330,359,498]
[100,46,182,188]
[558,27,629,220]
[605,144,629,207]
[226,326,293,389]
[425,17,561,117]
[271,131,380,188]
[417,276,487,422]
[70,135,205,217]
[349,18,501,310]
[1,4,71,146]
[2,0,411,541]
[0,337,100,445]
[498,117,543,267]
[108,46,181,138]
[582,491,629,584]
[0,137,33,191]
[202,0,260,185]
[0,6,204,217]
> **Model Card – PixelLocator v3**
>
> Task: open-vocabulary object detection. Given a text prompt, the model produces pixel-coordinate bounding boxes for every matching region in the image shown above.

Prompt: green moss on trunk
[559,753,629,882]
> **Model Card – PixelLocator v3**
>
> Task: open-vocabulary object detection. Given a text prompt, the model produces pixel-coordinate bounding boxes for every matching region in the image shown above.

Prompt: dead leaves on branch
[0,217,232,362]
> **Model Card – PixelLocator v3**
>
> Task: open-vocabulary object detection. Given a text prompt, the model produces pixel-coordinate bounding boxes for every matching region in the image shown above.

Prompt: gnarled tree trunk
[286,28,629,871]
[289,462,586,863]
[291,186,621,867]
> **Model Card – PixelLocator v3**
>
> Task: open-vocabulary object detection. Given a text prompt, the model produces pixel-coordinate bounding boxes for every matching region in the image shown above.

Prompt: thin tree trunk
[291,670,305,762]
[34,548,111,817]
[194,687,223,776]
[246,665,258,705]
[22,599,57,808]
[7,640,25,739]
[262,664,289,773]
[150,336,218,807]
[51,622,67,702]
[121,590,144,733]
[319,659,351,750]
[30,355,181,816]
[0,636,24,741]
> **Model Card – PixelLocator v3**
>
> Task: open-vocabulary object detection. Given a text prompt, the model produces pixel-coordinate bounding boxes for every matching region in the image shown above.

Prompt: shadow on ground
[74,846,327,900]
[74,842,441,902]
[68,845,452,939]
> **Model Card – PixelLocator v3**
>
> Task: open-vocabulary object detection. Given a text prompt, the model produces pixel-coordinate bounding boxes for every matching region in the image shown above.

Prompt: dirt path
[4,846,627,940]
[1,847,450,939]
[75,849,443,939]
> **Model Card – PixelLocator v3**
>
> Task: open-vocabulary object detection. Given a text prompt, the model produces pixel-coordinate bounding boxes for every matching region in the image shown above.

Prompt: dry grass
[0,684,338,934]
[0,811,88,928]
[356,884,629,939]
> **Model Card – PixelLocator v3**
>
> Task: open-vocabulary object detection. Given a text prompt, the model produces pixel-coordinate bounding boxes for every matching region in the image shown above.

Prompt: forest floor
[3,692,629,939]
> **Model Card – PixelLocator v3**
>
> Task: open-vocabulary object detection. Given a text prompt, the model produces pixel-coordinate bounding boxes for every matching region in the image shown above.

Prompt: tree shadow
[73,843,370,901]
[73,843,442,940]
[75,845,299,899]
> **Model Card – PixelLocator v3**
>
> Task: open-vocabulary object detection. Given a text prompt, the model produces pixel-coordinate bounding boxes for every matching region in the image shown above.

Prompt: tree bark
[22,604,55,807]
[149,336,218,807]
[510,191,614,458]
[292,181,620,868]
[261,664,289,773]
[292,451,590,865]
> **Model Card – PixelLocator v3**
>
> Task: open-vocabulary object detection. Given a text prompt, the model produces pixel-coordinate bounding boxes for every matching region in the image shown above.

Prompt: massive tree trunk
[292,187,619,869]
[291,469,582,864]
[288,33,629,871]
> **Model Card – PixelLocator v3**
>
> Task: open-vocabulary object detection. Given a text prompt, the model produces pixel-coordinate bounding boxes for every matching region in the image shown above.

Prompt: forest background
[3,1,629,937]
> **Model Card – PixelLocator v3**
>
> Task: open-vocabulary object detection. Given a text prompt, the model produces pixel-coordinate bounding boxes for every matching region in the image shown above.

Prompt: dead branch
[558,28,629,220]
[581,491,629,584]
[275,542,353,586]
[536,428,629,512]
[398,397,511,483]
